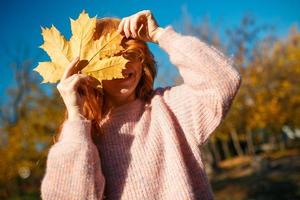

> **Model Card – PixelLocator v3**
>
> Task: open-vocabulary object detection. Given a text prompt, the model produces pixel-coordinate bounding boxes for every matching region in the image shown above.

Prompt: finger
[123,18,131,38]
[137,24,144,38]
[117,18,126,34]
[139,10,151,18]
[137,10,151,24]
[61,56,80,81]
[63,73,78,84]
[130,16,138,38]
[62,74,87,90]
[136,13,147,38]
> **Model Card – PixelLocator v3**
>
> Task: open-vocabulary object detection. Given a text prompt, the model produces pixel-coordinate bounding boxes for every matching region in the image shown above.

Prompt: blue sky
[0,0,299,103]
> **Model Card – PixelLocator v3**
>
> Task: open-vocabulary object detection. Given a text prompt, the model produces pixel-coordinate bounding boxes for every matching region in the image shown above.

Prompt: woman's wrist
[151,27,165,44]
[68,110,87,121]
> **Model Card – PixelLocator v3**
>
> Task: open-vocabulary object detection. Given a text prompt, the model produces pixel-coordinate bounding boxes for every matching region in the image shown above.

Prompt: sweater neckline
[100,98,145,125]
[109,98,143,114]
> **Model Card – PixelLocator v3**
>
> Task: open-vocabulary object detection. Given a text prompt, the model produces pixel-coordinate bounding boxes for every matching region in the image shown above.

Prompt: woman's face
[102,60,143,104]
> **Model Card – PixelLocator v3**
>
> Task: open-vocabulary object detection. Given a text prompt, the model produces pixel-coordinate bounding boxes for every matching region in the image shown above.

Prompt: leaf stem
[88,33,121,63]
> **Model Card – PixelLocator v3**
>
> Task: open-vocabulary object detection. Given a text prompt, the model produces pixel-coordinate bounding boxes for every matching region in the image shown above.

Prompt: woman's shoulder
[149,85,187,102]
[145,84,197,115]
[147,86,179,106]
[149,86,171,100]
[153,86,171,95]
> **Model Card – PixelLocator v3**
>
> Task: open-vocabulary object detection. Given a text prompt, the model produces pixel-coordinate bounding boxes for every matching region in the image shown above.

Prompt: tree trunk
[209,138,221,164]
[246,129,255,155]
[230,128,244,156]
[221,139,231,159]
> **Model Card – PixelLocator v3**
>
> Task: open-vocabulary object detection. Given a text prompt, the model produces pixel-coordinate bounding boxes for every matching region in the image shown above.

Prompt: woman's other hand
[57,57,100,121]
[117,10,164,43]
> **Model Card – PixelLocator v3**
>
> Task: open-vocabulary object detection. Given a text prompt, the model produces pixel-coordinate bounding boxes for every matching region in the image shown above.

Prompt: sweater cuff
[157,25,179,50]
[58,119,92,143]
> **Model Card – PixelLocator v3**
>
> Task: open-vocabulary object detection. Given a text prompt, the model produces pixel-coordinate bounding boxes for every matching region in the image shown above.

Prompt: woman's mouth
[114,72,134,81]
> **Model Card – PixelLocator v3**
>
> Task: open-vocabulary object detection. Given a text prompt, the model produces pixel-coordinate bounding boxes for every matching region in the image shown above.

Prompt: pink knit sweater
[41,26,241,200]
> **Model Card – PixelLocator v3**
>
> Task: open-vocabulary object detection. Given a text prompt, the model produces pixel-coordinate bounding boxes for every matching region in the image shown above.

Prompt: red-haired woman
[41,10,241,200]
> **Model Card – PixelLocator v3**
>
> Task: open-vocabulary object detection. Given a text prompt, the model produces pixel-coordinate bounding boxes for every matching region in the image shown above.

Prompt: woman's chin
[104,86,135,98]
[102,71,141,101]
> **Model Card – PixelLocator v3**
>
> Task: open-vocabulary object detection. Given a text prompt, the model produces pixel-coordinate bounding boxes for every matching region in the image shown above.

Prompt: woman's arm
[117,9,241,145]
[155,26,241,146]
[41,119,105,200]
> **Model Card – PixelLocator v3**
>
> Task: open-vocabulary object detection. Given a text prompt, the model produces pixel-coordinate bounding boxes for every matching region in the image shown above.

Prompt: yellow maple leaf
[34,62,64,83]
[33,10,128,86]
[83,56,129,80]
[39,25,71,69]
[97,31,125,59]
[69,11,97,60]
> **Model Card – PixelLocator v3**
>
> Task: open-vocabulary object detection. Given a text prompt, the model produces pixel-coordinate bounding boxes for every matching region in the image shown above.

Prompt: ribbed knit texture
[41,26,241,200]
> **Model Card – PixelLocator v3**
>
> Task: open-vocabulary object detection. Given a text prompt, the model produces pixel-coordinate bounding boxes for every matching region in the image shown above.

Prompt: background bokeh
[0,0,299,199]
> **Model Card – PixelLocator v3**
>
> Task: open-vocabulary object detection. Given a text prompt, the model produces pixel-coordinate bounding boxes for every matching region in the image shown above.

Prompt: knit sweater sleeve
[156,26,241,146]
[41,119,105,200]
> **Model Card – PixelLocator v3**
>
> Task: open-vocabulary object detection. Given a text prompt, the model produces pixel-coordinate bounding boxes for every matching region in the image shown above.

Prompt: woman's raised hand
[117,10,164,43]
[57,57,100,121]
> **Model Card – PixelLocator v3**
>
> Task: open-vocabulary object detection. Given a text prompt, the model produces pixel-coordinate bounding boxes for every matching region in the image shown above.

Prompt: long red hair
[53,17,157,143]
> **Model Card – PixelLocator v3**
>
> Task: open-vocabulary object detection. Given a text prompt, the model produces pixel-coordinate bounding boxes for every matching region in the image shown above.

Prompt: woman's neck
[103,92,136,113]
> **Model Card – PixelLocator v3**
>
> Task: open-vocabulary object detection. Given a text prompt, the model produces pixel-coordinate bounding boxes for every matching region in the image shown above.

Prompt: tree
[0,46,65,198]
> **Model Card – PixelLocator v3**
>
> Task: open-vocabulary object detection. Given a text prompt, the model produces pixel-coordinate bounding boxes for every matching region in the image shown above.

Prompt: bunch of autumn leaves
[34,11,129,87]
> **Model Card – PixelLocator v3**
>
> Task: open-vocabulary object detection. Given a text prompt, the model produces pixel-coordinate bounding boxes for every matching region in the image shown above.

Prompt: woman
[41,10,241,200]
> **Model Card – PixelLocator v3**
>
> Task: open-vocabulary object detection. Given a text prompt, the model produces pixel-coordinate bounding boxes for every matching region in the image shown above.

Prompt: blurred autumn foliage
[0,54,65,198]
[180,13,300,167]
[0,13,300,199]
[223,20,299,164]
